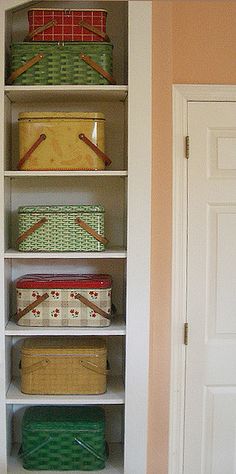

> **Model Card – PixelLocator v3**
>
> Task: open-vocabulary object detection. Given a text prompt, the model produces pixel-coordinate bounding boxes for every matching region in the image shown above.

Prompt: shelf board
[9,443,124,474]
[4,249,127,259]
[5,316,126,336]
[4,85,128,103]
[6,377,125,405]
[5,171,128,178]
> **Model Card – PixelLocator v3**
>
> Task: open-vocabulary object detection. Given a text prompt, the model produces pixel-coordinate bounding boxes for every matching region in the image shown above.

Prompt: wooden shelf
[4,249,127,259]
[9,443,124,474]
[6,377,125,405]
[4,85,128,103]
[5,316,126,336]
[5,171,128,178]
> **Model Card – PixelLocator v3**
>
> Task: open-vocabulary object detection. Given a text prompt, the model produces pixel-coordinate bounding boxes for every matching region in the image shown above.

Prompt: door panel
[203,388,236,474]
[185,102,236,473]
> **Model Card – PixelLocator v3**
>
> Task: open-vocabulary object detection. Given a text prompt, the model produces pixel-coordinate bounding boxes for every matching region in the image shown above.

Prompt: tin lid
[12,42,112,48]
[18,205,105,214]
[18,112,105,121]
[23,406,105,432]
[28,8,107,13]
[16,274,112,289]
[21,336,107,356]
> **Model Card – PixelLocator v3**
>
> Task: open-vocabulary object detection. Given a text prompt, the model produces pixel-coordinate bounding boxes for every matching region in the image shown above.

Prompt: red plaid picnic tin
[16,274,113,327]
[26,8,109,42]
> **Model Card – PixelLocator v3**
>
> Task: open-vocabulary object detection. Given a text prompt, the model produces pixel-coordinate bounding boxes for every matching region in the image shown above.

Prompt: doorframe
[170,85,236,474]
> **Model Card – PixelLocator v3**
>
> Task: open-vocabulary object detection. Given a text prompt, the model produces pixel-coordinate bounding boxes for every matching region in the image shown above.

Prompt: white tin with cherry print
[16,274,112,327]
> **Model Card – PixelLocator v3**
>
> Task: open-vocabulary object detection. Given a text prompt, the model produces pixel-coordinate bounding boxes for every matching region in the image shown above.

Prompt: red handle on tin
[74,292,111,320]
[7,53,44,84]
[78,21,110,42]
[18,134,47,170]
[16,217,47,245]
[79,53,116,85]
[16,292,49,321]
[75,217,109,246]
[24,19,58,41]
[79,133,112,167]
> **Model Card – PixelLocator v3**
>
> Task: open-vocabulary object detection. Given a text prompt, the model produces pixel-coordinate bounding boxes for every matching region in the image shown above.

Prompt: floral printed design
[89,291,98,300]
[51,291,60,299]
[70,309,79,318]
[51,308,60,318]
[32,308,40,318]
[32,290,41,299]
[17,290,22,298]
[90,310,97,318]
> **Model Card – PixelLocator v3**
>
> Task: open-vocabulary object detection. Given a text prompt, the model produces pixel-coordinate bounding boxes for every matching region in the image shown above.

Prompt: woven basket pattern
[18,205,105,252]
[22,406,106,471]
[10,42,113,85]
[20,336,107,395]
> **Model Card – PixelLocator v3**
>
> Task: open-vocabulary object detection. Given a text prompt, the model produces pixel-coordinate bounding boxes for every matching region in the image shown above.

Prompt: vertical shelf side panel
[0,6,8,474]
[125,2,152,474]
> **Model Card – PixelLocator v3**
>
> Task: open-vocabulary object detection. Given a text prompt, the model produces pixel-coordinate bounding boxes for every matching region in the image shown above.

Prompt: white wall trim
[125,2,152,473]
[169,85,236,474]
[169,86,188,474]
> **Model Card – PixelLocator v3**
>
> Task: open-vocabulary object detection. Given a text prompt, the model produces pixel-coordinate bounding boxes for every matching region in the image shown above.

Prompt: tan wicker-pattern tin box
[20,337,108,395]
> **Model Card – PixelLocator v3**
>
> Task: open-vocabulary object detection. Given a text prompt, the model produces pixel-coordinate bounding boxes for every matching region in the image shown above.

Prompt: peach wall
[149,1,236,473]
[173,1,236,84]
[148,2,172,474]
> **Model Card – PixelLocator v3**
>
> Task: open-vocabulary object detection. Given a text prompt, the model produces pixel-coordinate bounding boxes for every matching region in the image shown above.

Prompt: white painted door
[185,102,236,474]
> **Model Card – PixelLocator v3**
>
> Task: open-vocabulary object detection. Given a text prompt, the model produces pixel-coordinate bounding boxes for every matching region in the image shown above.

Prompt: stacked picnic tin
[9,8,118,471]
[8,7,115,86]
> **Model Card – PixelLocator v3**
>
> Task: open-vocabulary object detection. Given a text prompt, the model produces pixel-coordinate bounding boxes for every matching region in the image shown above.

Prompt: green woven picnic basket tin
[17,205,108,252]
[7,42,115,85]
[21,406,107,471]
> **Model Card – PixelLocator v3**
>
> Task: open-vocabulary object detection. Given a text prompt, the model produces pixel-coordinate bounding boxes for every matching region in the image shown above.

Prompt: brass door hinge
[184,323,189,345]
[185,136,190,159]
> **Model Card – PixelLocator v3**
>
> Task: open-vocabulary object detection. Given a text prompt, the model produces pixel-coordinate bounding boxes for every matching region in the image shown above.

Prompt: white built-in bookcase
[0,1,152,473]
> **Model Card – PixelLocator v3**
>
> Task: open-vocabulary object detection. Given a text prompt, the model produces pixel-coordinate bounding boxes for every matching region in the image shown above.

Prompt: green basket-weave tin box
[21,406,107,471]
[17,205,108,252]
[8,42,115,85]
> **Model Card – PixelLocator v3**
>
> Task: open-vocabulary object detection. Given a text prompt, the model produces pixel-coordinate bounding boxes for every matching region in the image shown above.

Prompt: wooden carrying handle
[18,133,46,170]
[16,217,47,245]
[16,292,49,321]
[78,20,110,42]
[7,53,44,84]
[74,292,111,320]
[24,19,57,41]
[20,358,50,375]
[80,53,116,85]
[75,217,109,246]
[79,360,110,376]
[79,133,112,167]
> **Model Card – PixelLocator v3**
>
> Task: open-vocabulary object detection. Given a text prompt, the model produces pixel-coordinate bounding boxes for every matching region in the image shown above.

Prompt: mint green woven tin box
[21,406,107,471]
[8,42,115,85]
[17,205,108,252]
